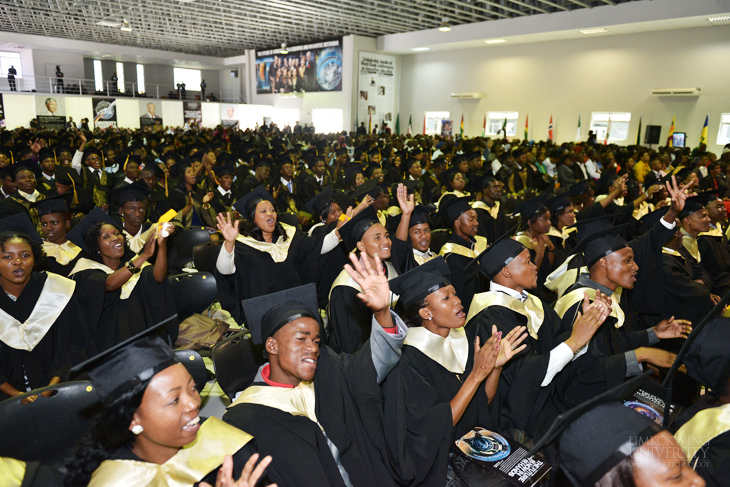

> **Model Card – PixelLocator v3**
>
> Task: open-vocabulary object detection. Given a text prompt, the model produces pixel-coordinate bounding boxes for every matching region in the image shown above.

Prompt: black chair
[429,228,452,254]
[168,272,218,321]
[211,331,265,400]
[193,240,224,273]
[174,349,211,393]
[0,381,102,466]
[173,226,211,269]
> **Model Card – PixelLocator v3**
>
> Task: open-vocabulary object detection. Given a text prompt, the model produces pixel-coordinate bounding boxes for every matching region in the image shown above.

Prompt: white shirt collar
[123,177,134,185]
[315,175,323,184]
[413,248,435,259]
[217,185,231,196]
[281,176,292,187]
[18,189,39,202]
[489,281,527,302]
[42,173,54,181]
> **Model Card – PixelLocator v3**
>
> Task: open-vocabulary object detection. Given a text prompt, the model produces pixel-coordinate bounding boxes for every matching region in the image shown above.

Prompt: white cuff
[320,228,341,254]
[660,217,676,230]
[215,243,236,275]
[541,342,574,387]
[71,150,83,172]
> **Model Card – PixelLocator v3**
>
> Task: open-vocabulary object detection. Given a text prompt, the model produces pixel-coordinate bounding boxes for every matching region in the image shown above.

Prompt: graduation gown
[224,323,405,487]
[674,402,730,487]
[439,234,488,313]
[465,290,565,436]
[69,259,178,351]
[472,200,510,243]
[514,232,559,304]
[0,272,95,400]
[41,240,83,277]
[698,225,730,295]
[659,248,713,325]
[214,223,325,324]
[309,221,349,309]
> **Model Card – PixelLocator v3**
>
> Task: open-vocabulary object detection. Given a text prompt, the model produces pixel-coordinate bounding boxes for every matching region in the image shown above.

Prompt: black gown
[660,250,714,325]
[698,227,730,295]
[309,222,349,309]
[0,272,95,400]
[439,234,488,313]
[473,200,510,243]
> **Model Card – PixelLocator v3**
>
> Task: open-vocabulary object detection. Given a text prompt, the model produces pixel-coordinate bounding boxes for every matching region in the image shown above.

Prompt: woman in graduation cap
[67,208,178,351]
[214,185,343,324]
[110,182,158,254]
[168,158,216,228]
[0,213,95,401]
[30,194,82,276]
[65,322,276,487]
[381,257,528,487]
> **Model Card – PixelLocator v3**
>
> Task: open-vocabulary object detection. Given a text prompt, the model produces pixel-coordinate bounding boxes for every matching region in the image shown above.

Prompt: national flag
[604,118,611,145]
[368,113,372,134]
[407,113,413,135]
[576,113,581,141]
[667,115,676,147]
[636,115,642,145]
[524,114,529,141]
[395,113,400,135]
[548,115,553,141]
[699,114,709,146]
[460,114,464,137]
[482,114,486,137]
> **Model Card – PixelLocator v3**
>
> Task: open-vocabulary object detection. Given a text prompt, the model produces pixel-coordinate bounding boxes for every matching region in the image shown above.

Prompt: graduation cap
[68,315,179,406]
[37,148,55,164]
[31,193,71,217]
[169,157,193,178]
[528,370,658,486]
[352,178,384,202]
[338,206,381,250]
[639,207,670,234]
[432,157,447,169]
[673,166,694,183]
[54,166,79,186]
[391,179,420,197]
[363,163,383,179]
[81,147,102,166]
[678,196,706,220]
[465,224,523,280]
[438,196,473,227]
[514,191,550,222]
[0,147,14,165]
[389,257,451,314]
[694,189,721,207]
[472,173,496,193]
[387,205,433,234]
[571,221,630,268]
[546,195,572,215]
[12,159,40,178]
[213,165,236,178]
[66,207,118,254]
[305,186,336,217]
[568,181,592,198]
[642,171,670,190]
[232,186,275,222]
[403,158,420,172]
[344,164,364,182]
[0,212,43,244]
[242,283,319,345]
[110,181,151,206]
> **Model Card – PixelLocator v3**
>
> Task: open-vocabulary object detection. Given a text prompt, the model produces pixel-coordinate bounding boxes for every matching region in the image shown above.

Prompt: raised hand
[653,316,692,340]
[344,253,390,313]
[493,324,528,367]
[217,212,240,247]
[396,183,415,215]
[665,174,696,217]
[203,191,215,204]
[199,453,277,487]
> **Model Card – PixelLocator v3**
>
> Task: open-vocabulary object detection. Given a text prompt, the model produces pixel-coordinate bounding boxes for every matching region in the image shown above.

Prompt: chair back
[169,272,217,321]
[211,331,265,400]
[193,240,224,273]
[174,349,210,393]
[173,226,211,268]
[0,381,101,466]
[429,228,452,254]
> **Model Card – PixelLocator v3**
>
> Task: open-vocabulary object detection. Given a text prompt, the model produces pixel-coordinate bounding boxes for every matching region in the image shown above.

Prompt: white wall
[398,25,730,154]
[161,100,185,127]
[201,102,222,128]
[3,94,37,129]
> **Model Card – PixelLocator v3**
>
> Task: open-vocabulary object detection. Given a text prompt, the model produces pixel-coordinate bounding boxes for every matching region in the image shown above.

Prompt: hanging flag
[524,114,529,141]
[482,114,486,137]
[460,114,464,137]
[368,113,372,134]
[407,113,413,135]
[667,115,676,147]
[395,113,400,135]
[548,115,553,141]
[636,115,642,145]
[604,118,611,145]
[576,113,582,142]
[699,114,709,146]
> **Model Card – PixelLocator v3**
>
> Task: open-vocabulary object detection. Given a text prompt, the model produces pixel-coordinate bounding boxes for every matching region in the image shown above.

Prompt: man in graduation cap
[36,148,57,195]
[110,181,155,254]
[0,165,17,199]
[47,166,94,215]
[390,183,436,273]
[236,157,271,198]
[351,178,390,227]
[472,173,510,243]
[438,195,487,312]
[74,147,112,209]
[30,194,82,276]
[298,155,333,204]
[695,191,730,295]
[677,195,715,291]
[207,164,236,215]
[223,274,407,487]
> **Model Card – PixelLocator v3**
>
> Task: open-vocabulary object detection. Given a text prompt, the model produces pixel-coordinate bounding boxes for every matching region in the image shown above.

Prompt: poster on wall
[139,100,163,127]
[255,38,342,94]
[183,101,202,126]
[92,98,117,129]
[357,52,396,133]
[35,95,66,130]
[441,120,454,137]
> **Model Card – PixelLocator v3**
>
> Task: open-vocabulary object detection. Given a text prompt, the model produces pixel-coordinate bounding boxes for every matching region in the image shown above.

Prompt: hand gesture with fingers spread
[653,316,692,340]
[199,453,277,487]
[493,325,528,367]
[472,334,500,381]
[344,253,389,313]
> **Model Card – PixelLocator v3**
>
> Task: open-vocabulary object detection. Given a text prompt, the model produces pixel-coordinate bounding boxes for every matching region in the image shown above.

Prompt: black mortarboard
[432,157,447,169]
[54,165,79,186]
[81,147,102,166]
[13,159,40,178]
[38,148,55,163]
[568,181,592,198]
[141,162,165,179]
[254,157,272,169]
[514,191,550,222]
[31,193,71,217]
[213,165,236,178]
[242,284,319,345]
[695,189,721,207]
[682,317,730,393]
[364,163,383,179]
[305,187,335,216]
[472,173,496,193]
[232,186,275,222]
[0,212,43,244]
[673,166,694,183]
[345,164,364,182]
[438,196,473,227]
[678,196,706,220]
[338,206,381,250]
[639,207,670,234]
[68,316,179,406]
[66,207,117,254]
[389,257,451,313]
[110,181,151,206]
[571,222,630,268]
[466,224,523,279]
[546,195,572,215]
[642,171,671,190]
[352,178,384,202]
[529,371,659,486]
[387,205,433,234]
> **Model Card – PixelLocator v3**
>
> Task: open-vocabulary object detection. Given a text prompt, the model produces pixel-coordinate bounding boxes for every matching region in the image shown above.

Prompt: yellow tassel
[123,155,130,171]
[101,149,106,168]
[164,172,169,197]
[70,178,79,207]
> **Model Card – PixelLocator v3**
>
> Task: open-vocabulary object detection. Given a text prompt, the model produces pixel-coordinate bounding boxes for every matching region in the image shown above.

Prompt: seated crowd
[0,121,729,487]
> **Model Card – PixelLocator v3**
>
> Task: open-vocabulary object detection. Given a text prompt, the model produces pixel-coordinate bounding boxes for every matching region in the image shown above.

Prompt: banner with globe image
[255,38,342,94]
[92,97,117,129]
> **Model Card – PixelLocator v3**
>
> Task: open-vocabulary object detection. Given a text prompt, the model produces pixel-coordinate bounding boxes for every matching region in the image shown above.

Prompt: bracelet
[125,260,141,274]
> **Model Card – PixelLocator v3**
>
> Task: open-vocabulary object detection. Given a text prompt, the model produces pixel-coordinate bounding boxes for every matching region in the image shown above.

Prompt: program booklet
[455,427,551,487]
[624,381,682,428]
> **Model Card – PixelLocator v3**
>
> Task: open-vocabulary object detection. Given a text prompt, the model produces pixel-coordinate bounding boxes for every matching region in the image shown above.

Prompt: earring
[131,424,144,435]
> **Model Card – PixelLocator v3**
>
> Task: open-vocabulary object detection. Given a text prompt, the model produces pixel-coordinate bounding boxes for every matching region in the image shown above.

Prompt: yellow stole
[229,380,321,429]
[69,258,150,300]
[0,273,75,351]
[700,225,723,238]
[124,226,157,254]
[662,247,684,259]
[675,403,730,466]
[403,326,468,374]
[0,457,26,487]
[681,229,701,262]
[547,226,577,245]
[554,286,625,328]
[467,291,545,340]
[544,254,586,299]
[329,262,399,305]
[632,201,654,220]
[87,418,253,487]
[471,200,500,220]
[413,250,437,265]
[514,232,533,250]
[439,235,488,259]
[41,240,81,265]
[235,222,297,263]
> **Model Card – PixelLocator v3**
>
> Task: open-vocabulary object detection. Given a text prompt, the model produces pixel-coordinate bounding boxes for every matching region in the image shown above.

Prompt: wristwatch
[125,260,141,274]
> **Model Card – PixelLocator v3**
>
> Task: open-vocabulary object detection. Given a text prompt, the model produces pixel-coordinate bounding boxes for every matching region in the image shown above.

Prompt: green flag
[636,116,642,145]
[395,113,400,135]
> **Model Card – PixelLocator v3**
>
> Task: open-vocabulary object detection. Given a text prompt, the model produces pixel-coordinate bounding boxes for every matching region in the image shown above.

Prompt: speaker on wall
[644,125,661,145]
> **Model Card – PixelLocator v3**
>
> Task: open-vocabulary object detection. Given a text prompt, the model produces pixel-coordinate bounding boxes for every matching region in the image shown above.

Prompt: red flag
[482,114,486,136]
[548,115,553,141]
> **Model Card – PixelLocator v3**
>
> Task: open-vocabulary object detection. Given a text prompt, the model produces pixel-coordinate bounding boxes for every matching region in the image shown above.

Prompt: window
[136,64,145,94]
[486,111,518,136]
[116,62,125,93]
[590,112,631,142]
[173,67,201,89]
[312,109,343,134]
[93,60,103,91]
[717,114,730,145]
[425,111,450,136]
[0,52,21,78]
